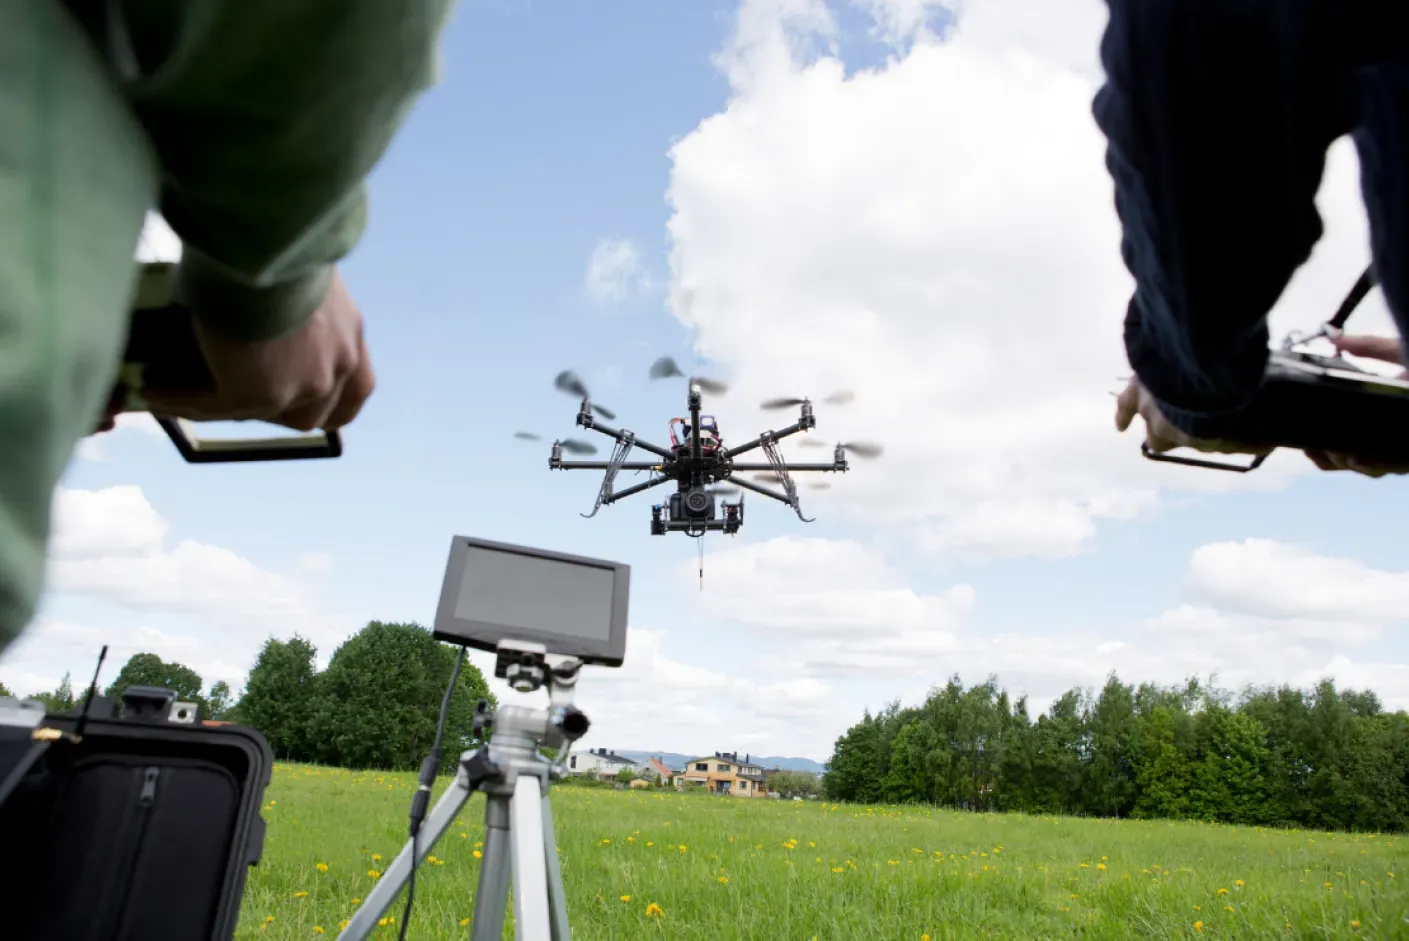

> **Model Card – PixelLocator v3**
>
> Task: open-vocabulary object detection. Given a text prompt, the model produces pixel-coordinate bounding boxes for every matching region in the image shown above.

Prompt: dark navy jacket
[1093,0,1409,439]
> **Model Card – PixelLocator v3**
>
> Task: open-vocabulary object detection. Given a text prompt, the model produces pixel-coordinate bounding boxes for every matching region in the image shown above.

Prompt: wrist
[176,249,332,343]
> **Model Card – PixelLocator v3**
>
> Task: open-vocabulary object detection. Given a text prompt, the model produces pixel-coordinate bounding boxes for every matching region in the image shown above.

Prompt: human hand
[1114,376,1271,457]
[1302,333,1409,477]
[142,269,375,432]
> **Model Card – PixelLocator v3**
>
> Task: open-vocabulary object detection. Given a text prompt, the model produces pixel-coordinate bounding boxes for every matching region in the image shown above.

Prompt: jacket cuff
[176,248,331,343]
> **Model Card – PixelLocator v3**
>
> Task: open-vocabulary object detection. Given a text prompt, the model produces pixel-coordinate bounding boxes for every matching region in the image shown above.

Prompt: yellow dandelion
[460,832,468,839]
[316,863,329,873]
[1234,879,1244,887]
[718,876,729,884]
[473,850,483,860]
[1225,905,1235,913]
[646,841,654,847]
[339,922,349,931]
[371,854,381,861]
[1097,863,1106,871]
[645,902,664,918]
[1194,921,1203,933]
[293,891,308,899]
[313,928,324,935]
[679,845,687,853]
[351,898,360,905]
[367,870,380,879]
[1352,921,1361,929]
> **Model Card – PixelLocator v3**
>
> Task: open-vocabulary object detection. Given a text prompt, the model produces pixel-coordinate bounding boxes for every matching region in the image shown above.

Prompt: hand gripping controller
[110,262,343,464]
[1140,267,1409,472]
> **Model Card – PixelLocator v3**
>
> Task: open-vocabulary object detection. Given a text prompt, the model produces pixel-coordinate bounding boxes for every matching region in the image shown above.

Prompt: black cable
[399,645,466,941]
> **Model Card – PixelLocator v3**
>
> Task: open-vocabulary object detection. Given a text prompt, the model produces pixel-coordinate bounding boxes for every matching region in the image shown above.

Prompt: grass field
[236,763,1409,940]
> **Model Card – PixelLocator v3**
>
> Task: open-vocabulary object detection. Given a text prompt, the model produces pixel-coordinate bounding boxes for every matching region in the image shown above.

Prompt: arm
[117,1,459,340]
[1092,0,1344,439]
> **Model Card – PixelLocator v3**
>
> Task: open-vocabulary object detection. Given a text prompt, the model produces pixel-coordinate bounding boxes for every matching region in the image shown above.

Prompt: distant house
[675,751,768,798]
[633,756,674,785]
[568,747,636,778]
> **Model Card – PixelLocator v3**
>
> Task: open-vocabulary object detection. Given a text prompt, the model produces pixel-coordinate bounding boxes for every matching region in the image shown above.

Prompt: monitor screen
[432,537,629,666]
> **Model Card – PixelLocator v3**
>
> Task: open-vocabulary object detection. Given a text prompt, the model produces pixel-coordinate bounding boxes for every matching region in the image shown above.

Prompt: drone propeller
[709,484,742,497]
[796,438,828,449]
[554,370,617,421]
[837,441,884,459]
[514,430,598,455]
[760,390,855,410]
[648,356,729,396]
[807,481,832,490]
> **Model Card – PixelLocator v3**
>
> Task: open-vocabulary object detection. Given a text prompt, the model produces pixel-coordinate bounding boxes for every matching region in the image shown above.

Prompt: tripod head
[486,641,591,759]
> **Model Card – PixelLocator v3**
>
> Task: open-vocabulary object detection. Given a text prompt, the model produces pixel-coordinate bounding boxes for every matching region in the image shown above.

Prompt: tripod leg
[470,795,512,941]
[509,774,552,940]
[540,791,572,940]
[335,771,474,941]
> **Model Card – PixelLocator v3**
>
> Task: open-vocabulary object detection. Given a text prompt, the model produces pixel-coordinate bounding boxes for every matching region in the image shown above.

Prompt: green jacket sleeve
[111,1,458,341]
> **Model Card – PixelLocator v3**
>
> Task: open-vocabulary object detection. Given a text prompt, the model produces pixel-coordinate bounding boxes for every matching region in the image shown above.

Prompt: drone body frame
[548,382,847,536]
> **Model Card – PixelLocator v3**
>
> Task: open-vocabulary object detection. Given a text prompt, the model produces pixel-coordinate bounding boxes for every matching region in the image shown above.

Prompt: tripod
[337,645,590,941]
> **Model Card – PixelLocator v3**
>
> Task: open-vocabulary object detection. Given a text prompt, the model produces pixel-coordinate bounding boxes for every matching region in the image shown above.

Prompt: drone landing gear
[581,431,636,518]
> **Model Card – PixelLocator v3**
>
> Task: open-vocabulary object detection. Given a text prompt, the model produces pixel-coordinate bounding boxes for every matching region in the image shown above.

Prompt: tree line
[5,621,496,776]
[823,673,1409,833]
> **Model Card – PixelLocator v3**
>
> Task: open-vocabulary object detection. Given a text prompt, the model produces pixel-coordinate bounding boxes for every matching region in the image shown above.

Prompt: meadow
[236,763,1409,940]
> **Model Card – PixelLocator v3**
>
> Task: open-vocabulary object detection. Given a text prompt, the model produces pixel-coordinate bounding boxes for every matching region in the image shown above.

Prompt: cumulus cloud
[676,534,1409,742]
[585,238,652,305]
[44,486,349,642]
[491,627,841,759]
[662,0,1383,562]
[1184,538,1409,626]
[74,413,165,463]
[135,212,182,263]
[0,486,355,698]
[684,535,974,678]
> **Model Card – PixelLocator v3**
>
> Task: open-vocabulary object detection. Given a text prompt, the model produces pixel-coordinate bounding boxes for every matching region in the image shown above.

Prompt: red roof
[649,758,673,777]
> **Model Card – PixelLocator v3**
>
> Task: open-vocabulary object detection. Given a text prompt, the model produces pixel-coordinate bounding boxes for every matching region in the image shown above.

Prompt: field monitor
[431,536,629,667]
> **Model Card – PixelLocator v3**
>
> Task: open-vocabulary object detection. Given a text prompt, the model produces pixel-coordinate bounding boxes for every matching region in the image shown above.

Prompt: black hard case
[0,690,273,941]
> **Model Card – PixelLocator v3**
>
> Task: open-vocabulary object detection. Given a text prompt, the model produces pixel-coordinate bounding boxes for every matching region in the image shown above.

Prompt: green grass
[237,763,1409,940]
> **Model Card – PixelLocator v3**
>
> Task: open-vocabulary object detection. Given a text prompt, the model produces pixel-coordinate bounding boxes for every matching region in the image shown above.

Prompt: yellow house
[675,751,768,798]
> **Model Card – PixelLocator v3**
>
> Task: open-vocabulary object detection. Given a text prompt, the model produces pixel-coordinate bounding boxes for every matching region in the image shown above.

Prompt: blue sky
[6,0,1409,762]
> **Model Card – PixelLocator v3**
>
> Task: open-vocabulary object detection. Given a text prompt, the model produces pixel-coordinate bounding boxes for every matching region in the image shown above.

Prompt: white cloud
[0,486,355,699]
[1184,538,1409,625]
[0,617,253,698]
[500,626,843,760]
[44,486,348,642]
[74,413,165,463]
[585,238,652,305]
[662,0,1379,562]
[683,535,974,678]
[657,535,1409,752]
[135,212,182,263]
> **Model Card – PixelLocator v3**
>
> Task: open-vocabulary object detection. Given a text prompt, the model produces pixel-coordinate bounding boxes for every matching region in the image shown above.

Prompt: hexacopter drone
[514,357,881,538]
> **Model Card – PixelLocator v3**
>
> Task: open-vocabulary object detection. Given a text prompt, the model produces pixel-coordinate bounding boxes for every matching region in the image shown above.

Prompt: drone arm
[727,475,793,506]
[729,461,844,473]
[602,474,673,505]
[550,460,659,471]
[724,416,818,457]
[575,410,674,460]
[689,387,703,466]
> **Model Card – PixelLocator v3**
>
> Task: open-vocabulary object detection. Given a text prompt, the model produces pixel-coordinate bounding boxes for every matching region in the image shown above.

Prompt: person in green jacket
[1,1,458,654]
